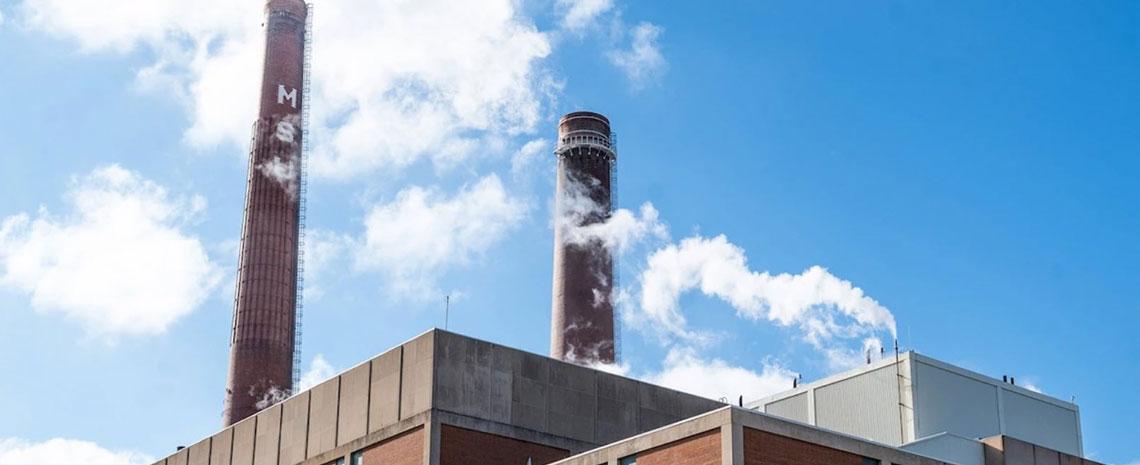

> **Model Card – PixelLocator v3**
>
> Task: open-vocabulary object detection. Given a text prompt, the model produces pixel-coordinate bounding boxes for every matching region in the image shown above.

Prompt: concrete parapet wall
[431,329,723,448]
[153,329,722,465]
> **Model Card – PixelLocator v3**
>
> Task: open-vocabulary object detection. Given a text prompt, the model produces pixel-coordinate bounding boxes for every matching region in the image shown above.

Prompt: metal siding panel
[187,438,211,465]
[913,361,1000,440]
[306,377,340,458]
[368,347,402,433]
[252,405,282,465]
[231,418,257,465]
[279,391,310,465]
[814,365,902,445]
[1003,390,1081,456]
[338,363,370,446]
[168,449,188,465]
[210,428,234,465]
[764,392,809,424]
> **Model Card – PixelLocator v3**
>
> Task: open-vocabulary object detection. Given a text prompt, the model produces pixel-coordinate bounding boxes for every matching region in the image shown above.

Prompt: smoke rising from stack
[222,0,308,427]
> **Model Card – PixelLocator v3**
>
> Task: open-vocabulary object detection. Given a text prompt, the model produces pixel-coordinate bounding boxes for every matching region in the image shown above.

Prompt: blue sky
[0,1,1136,464]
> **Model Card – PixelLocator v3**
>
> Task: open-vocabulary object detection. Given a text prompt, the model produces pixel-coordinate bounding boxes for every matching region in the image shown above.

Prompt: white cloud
[557,0,614,32]
[19,0,556,179]
[629,234,896,371]
[645,348,795,401]
[297,354,337,392]
[19,0,261,147]
[0,165,222,337]
[0,438,152,465]
[607,22,666,87]
[301,229,352,302]
[357,174,526,298]
[510,138,550,176]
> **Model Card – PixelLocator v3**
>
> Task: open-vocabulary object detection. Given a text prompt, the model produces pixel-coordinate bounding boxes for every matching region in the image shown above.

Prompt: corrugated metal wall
[764,392,809,424]
[815,365,903,445]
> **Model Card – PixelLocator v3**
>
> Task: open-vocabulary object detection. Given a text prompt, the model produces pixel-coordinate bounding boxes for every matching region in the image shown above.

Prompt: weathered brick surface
[440,424,570,465]
[637,429,721,465]
[361,427,424,465]
[743,428,861,465]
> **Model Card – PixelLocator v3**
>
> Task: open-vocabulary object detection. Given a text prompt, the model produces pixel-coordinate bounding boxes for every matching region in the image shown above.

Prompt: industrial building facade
[749,352,1086,465]
[149,330,1101,465]
[183,2,1105,464]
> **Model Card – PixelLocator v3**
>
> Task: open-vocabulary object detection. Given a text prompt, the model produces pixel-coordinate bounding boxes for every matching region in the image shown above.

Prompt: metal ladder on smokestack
[609,131,621,363]
[293,3,314,390]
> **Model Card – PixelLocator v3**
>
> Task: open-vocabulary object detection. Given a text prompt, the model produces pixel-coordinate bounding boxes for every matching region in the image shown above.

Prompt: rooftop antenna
[445,295,450,330]
[894,338,905,444]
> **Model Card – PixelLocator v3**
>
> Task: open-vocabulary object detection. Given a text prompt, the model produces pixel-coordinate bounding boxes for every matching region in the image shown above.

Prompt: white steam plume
[634,234,896,370]
[556,172,667,253]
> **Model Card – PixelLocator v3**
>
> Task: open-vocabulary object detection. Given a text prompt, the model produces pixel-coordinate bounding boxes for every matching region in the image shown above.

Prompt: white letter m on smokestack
[277,84,298,108]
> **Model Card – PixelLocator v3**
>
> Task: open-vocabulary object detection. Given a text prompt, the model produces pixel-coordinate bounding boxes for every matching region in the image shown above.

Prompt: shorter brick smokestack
[550,111,616,365]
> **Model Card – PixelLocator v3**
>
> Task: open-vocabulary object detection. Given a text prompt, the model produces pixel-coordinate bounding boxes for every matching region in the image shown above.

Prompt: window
[862,458,881,465]
[618,456,637,465]
[351,451,363,465]
[325,458,344,465]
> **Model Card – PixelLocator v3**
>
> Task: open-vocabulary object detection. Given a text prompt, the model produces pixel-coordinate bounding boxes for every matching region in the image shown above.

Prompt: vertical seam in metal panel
[996,383,1007,436]
[397,346,405,420]
[333,378,342,450]
[302,392,311,462]
[364,358,374,437]
[251,416,259,465]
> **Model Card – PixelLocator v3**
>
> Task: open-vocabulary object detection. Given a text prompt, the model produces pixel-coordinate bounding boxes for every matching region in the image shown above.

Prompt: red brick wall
[439,424,570,465]
[743,428,861,465]
[637,429,721,465]
[362,426,424,465]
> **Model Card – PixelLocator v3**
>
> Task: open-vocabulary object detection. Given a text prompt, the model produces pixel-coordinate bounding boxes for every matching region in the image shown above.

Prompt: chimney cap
[559,111,610,125]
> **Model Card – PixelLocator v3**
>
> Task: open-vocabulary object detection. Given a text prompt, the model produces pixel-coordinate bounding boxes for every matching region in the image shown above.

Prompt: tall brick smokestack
[551,111,616,365]
[223,0,308,427]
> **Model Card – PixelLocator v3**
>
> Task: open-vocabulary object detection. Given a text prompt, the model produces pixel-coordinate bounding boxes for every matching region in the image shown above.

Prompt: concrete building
[748,352,1089,465]
[148,330,1100,465]
[153,330,721,465]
